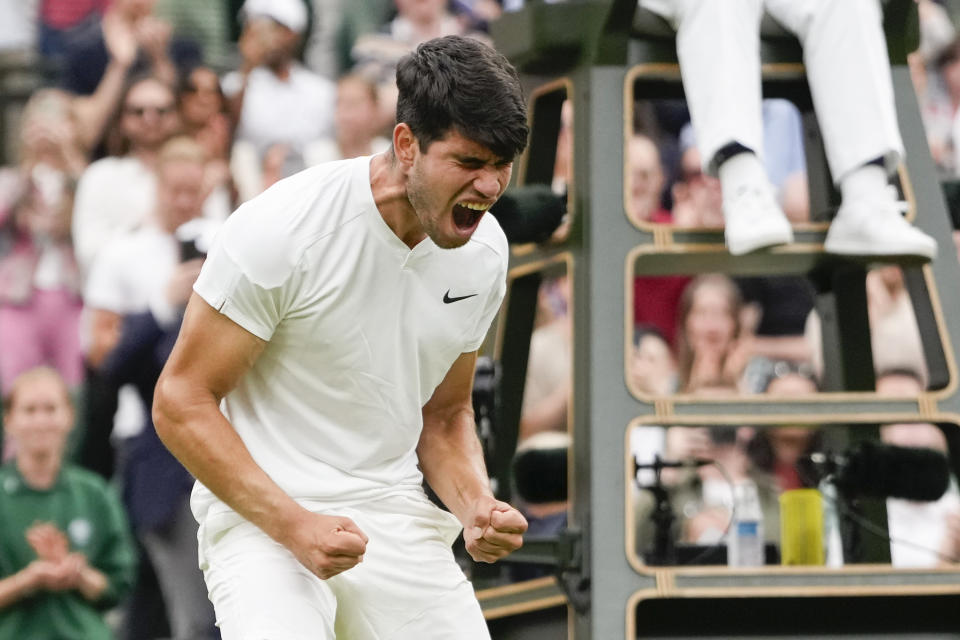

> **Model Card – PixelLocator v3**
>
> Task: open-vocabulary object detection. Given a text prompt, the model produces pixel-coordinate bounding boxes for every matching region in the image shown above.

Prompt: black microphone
[801,441,950,502]
[489,184,566,244]
[512,432,569,504]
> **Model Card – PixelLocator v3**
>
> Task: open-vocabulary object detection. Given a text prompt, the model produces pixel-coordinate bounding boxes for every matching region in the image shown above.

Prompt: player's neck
[369,152,425,248]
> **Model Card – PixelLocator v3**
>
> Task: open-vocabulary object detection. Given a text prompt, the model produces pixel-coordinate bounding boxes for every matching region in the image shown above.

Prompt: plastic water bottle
[728,480,765,567]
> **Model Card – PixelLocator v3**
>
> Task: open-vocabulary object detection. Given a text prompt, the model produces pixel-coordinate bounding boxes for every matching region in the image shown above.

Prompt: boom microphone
[801,441,950,502]
[489,184,566,244]
[512,431,569,504]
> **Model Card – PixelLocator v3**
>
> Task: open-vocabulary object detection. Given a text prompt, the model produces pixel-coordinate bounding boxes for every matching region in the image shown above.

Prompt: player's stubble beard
[406,161,468,250]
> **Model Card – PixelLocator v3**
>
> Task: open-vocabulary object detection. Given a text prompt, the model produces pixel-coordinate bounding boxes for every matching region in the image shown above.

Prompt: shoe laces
[726,185,778,219]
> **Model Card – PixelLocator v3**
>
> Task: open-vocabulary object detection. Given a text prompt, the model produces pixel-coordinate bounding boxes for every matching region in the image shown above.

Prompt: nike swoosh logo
[443,290,478,304]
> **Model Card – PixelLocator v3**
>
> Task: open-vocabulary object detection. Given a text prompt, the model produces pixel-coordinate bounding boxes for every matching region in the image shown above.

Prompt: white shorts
[197,493,491,640]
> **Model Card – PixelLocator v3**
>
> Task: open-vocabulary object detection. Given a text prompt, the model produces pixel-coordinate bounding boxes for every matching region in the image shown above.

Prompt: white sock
[840,163,890,204]
[717,151,769,199]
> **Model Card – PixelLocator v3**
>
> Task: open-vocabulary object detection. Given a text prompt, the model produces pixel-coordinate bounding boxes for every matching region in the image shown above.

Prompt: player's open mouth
[453,201,490,231]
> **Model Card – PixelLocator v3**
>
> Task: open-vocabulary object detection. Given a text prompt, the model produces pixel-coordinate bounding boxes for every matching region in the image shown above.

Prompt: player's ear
[393,123,418,170]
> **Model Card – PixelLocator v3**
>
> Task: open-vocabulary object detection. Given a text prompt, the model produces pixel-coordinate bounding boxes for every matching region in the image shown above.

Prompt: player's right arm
[153,293,367,579]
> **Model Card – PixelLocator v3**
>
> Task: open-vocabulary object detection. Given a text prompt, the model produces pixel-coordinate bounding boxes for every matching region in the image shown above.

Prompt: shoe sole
[823,238,936,261]
[726,229,794,256]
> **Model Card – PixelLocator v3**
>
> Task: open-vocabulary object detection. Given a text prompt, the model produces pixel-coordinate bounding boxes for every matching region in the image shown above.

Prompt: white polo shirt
[191,155,508,531]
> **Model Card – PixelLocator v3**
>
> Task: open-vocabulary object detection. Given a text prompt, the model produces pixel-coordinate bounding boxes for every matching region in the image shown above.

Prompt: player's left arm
[418,350,527,563]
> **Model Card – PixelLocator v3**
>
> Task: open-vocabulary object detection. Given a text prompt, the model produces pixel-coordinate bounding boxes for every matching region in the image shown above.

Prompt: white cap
[241,0,308,34]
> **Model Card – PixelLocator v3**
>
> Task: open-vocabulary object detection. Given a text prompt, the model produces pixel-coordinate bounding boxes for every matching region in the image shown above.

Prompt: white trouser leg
[641,0,766,174]
[764,0,905,181]
[328,495,490,640]
[199,521,338,640]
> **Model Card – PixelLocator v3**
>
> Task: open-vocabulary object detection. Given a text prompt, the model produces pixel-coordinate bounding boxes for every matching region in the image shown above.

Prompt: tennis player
[154,35,530,638]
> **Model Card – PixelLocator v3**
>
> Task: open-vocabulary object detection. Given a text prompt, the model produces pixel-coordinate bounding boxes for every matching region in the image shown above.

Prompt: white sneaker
[723,185,794,256]
[824,196,937,260]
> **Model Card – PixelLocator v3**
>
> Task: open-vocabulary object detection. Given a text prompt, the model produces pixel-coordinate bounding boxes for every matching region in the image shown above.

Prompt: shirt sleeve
[193,205,303,341]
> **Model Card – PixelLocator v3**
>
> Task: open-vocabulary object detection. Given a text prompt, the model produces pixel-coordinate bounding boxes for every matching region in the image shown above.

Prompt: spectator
[39,1,156,155]
[177,65,234,213]
[83,137,218,639]
[84,136,215,369]
[37,0,110,62]
[666,383,779,550]
[629,325,678,396]
[73,74,229,277]
[0,90,86,397]
[178,66,230,163]
[304,73,392,166]
[519,275,571,442]
[747,367,822,492]
[671,100,809,227]
[635,412,779,561]
[227,0,336,200]
[627,133,670,225]
[681,424,778,547]
[0,366,136,640]
[72,75,180,275]
[60,0,201,99]
[42,0,217,157]
[675,274,748,391]
[640,0,936,258]
[670,141,724,228]
[735,275,815,393]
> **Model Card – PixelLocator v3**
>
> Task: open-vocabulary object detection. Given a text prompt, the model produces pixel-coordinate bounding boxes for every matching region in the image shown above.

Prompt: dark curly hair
[395,35,529,161]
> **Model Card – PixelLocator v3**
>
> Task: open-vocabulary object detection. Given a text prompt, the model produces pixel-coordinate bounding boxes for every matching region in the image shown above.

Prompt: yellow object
[779,488,825,566]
